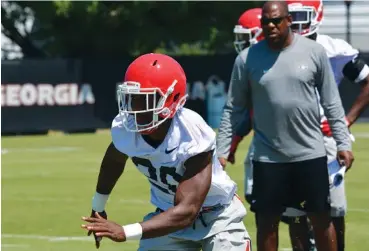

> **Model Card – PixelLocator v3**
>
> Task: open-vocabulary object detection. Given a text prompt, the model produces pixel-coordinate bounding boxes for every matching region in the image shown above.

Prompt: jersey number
[131,157,182,195]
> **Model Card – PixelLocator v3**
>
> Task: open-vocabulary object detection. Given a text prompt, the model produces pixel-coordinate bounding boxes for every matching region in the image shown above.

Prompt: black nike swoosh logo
[165,147,177,154]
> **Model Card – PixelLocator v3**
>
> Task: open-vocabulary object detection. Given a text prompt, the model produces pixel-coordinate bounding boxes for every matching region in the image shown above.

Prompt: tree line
[1,1,263,59]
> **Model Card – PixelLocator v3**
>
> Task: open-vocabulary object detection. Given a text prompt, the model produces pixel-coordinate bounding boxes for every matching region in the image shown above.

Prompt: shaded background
[2,0,369,134]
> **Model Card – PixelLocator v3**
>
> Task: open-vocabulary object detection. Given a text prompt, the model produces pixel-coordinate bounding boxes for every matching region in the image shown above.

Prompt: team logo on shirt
[165,147,178,154]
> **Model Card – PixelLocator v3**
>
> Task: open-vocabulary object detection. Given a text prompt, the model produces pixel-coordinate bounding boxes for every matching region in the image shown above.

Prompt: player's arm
[139,150,213,239]
[343,57,369,125]
[216,53,251,162]
[92,142,128,212]
[315,46,352,153]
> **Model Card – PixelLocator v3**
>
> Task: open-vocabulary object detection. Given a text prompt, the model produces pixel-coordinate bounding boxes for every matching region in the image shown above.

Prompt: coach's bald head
[262,1,289,17]
[261,0,293,50]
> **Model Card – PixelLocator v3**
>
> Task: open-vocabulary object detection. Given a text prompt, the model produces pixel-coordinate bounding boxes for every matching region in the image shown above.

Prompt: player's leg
[202,229,252,251]
[201,195,251,251]
[138,210,202,251]
[292,156,337,251]
[244,141,257,225]
[328,159,347,251]
[325,135,347,251]
[251,161,291,251]
[283,208,314,251]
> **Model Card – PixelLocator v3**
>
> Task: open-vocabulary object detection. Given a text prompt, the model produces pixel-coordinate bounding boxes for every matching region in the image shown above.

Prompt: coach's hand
[337,150,354,171]
[82,212,126,243]
[87,210,107,248]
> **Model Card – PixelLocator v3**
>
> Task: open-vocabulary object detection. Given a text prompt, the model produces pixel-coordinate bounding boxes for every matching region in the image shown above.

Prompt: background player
[218,8,262,172]
[81,53,251,251]
[218,8,263,230]
[233,8,264,54]
[285,1,369,251]
[222,1,369,251]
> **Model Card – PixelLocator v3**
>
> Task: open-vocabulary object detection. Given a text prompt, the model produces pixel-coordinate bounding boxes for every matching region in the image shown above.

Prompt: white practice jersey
[111,108,237,211]
[317,34,359,86]
[316,34,359,120]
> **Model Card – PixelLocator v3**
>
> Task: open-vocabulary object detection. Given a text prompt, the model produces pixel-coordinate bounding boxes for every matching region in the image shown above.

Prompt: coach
[216,1,354,251]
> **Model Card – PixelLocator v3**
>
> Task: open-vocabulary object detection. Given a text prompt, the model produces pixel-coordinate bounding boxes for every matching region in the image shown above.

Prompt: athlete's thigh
[139,235,201,251]
[325,136,347,217]
[328,160,347,217]
[138,211,201,251]
[202,228,252,251]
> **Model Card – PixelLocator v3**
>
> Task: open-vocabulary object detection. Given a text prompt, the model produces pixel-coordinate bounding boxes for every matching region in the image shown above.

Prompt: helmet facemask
[289,5,321,37]
[233,25,263,53]
[117,80,177,134]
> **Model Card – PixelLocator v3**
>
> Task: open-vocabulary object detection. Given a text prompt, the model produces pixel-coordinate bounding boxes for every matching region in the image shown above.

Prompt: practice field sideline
[2,123,369,251]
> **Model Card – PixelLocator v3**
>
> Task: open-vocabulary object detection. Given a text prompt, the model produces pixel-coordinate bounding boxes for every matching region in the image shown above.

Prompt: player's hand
[337,150,354,171]
[87,210,107,248]
[321,117,351,137]
[82,212,126,243]
[227,153,235,164]
[218,157,227,169]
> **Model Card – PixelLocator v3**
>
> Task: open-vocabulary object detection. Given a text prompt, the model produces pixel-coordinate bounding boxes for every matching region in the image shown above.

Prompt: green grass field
[2,124,369,251]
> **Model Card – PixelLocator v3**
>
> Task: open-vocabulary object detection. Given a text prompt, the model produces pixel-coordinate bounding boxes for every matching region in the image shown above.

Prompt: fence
[2,54,369,134]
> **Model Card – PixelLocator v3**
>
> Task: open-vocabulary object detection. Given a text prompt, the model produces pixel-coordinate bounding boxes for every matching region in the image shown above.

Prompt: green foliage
[2,1,263,58]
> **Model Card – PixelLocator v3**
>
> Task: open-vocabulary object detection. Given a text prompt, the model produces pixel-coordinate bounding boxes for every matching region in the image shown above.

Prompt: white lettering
[1,83,95,107]
[6,84,21,107]
[37,84,54,106]
[1,85,6,106]
[78,84,95,104]
[54,84,71,105]
[69,84,78,105]
[19,83,37,106]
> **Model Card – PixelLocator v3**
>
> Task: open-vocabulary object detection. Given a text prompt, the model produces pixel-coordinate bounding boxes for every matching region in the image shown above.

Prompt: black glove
[87,210,107,249]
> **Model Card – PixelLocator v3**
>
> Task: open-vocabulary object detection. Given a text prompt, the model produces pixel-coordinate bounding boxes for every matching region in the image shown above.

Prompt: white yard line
[1,234,137,243]
[1,147,82,155]
[1,234,91,242]
[1,197,150,205]
[1,244,29,248]
[354,132,369,138]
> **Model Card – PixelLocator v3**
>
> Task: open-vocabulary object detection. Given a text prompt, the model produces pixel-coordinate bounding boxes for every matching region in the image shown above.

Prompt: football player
[81,53,252,251]
[233,8,264,54]
[218,8,263,228]
[219,1,369,251]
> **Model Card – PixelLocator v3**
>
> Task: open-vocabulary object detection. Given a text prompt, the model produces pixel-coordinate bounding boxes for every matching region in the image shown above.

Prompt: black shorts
[250,156,330,214]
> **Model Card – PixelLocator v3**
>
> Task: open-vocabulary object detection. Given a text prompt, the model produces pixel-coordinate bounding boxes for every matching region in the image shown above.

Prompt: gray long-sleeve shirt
[216,34,351,163]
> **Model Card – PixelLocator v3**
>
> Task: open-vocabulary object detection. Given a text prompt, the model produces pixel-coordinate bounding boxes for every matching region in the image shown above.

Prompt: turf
[2,123,369,251]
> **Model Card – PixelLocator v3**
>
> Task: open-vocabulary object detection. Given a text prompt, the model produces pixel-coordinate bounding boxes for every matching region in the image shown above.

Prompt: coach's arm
[216,52,252,164]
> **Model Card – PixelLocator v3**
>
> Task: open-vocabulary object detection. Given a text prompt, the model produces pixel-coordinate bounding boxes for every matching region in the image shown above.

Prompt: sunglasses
[261,16,287,26]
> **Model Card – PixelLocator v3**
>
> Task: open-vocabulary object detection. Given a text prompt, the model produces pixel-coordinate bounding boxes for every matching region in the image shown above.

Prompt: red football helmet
[234,8,264,53]
[117,53,187,134]
[287,0,324,37]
